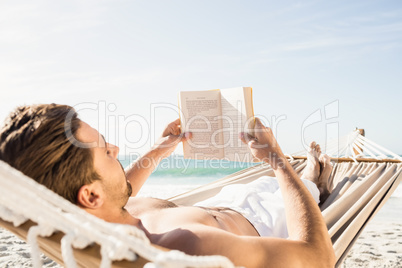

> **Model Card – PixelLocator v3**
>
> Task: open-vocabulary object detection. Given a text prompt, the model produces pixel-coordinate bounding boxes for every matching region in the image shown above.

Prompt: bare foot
[301,141,321,184]
[317,154,333,204]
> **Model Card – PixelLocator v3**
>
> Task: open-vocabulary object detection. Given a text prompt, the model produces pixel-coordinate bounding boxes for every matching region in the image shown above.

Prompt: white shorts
[194,176,320,238]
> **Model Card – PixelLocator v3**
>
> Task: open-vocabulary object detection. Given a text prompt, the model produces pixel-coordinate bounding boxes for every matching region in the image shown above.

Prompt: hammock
[0,130,401,268]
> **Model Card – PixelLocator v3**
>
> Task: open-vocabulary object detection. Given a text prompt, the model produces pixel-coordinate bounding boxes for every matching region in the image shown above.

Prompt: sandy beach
[1,194,401,267]
[340,197,402,268]
[341,221,402,267]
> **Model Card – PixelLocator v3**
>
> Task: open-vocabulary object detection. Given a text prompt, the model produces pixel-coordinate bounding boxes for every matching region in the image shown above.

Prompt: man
[0,104,335,268]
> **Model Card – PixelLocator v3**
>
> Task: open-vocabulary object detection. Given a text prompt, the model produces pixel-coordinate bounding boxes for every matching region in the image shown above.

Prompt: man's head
[75,120,133,214]
[0,104,132,216]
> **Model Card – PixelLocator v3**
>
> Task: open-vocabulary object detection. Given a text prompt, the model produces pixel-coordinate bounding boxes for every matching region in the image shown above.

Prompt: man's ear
[77,182,104,209]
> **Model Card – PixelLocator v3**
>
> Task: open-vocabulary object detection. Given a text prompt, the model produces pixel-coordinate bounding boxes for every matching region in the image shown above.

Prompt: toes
[316,144,321,154]
[310,141,316,149]
[319,154,325,162]
[319,154,332,166]
[309,141,317,151]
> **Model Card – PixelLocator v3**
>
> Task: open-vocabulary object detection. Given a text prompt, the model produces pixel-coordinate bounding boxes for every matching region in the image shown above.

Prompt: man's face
[76,121,132,208]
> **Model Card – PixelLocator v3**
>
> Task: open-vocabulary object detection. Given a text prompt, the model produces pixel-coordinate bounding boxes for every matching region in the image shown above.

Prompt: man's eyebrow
[101,135,108,149]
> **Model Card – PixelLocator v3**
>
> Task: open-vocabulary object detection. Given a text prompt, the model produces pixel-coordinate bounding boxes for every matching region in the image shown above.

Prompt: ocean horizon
[119,154,402,200]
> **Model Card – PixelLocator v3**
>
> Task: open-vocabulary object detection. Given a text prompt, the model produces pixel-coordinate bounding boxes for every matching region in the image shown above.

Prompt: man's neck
[86,206,141,227]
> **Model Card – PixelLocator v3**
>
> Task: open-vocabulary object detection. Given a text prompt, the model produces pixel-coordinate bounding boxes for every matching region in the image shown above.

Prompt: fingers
[254,117,265,128]
[159,132,189,149]
[173,132,192,143]
[239,132,257,145]
[240,118,269,145]
[171,118,181,125]
[183,132,192,140]
[252,118,274,142]
[254,117,272,131]
[254,117,271,131]
[163,118,182,137]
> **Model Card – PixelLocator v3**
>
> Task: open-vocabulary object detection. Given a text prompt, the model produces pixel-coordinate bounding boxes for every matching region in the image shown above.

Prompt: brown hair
[0,104,101,204]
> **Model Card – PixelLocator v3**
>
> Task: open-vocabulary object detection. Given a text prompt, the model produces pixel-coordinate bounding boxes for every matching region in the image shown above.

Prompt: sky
[0,0,401,157]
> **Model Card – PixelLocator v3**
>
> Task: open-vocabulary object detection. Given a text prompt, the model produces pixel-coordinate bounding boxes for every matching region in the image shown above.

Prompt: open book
[179,87,255,162]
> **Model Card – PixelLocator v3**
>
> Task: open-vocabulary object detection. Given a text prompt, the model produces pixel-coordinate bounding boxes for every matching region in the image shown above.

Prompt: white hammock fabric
[0,130,401,268]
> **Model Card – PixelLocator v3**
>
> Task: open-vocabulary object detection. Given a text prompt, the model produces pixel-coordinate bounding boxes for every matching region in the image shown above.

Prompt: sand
[340,197,402,268]
[1,198,401,267]
[341,221,402,268]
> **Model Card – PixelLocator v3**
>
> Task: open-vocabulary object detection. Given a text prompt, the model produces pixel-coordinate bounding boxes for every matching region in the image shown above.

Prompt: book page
[179,90,224,159]
[219,87,255,162]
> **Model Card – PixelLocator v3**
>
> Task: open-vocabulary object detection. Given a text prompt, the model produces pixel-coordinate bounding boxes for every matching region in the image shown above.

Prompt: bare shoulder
[152,224,331,268]
[125,197,177,214]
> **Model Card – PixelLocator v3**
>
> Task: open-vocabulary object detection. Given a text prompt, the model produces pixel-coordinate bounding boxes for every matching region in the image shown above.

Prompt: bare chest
[125,197,259,236]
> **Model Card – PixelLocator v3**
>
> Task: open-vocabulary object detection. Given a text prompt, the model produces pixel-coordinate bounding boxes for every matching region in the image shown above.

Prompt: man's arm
[125,119,190,196]
[157,118,334,267]
[239,118,335,267]
[158,223,333,268]
[160,118,335,267]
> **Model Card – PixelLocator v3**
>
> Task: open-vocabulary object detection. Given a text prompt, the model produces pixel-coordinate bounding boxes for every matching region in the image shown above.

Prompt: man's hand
[239,118,285,167]
[126,118,191,196]
[152,118,191,159]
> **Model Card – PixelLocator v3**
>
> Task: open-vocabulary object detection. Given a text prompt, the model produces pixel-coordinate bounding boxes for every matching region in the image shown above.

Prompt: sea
[119,154,402,201]
[119,154,259,199]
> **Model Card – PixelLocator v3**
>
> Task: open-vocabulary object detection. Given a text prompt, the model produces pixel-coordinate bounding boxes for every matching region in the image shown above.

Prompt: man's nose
[109,143,120,158]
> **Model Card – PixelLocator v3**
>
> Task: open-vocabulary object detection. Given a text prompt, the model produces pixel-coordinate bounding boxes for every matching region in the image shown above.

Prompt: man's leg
[317,154,332,204]
[300,141,322,184]
[300,141,333,204]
